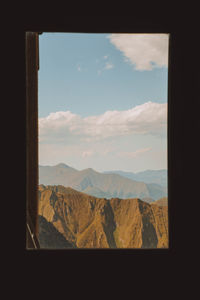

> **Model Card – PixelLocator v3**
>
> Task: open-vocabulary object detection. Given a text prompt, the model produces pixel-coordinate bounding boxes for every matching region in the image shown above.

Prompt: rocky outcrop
[38,215,76,249]
[151,197,168,207]
[38,185,168,249]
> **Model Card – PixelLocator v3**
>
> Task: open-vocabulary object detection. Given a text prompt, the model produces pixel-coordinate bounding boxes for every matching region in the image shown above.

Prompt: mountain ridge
[38,185,168,248]
[39,163,167,200]
[104,169,167,187]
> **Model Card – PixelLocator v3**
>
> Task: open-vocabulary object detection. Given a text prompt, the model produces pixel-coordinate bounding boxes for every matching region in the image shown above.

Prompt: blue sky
[38,33,169,172]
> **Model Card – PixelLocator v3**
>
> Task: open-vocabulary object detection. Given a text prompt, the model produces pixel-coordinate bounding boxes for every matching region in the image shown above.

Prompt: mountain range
[39,163,167,201]
[104,169,167,187]
[38,185,168,249]
[151,197,168,207]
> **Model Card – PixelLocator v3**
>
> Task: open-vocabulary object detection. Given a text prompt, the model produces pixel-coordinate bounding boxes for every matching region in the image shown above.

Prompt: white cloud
[117,147,152,158]
[76,63,82,71]
[107,34,169,71]
[39,102,167,143]
[39,110,83,143]
[83,101,167,138]
[104,62,114,70]
[97,61,114,74]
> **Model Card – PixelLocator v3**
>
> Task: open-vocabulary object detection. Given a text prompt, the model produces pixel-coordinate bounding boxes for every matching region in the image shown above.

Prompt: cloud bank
[107,34,169,71]
[39,102,167,143]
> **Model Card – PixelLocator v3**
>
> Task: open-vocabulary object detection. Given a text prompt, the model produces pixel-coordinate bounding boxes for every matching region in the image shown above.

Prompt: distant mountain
[141,197,155,204]
[151,197,168,207]
[104,169,167,187]
[146,183,167,200]
[39,163,77,186]
[38,185,168,248]
[39,163,167,200]
[82,186,112,199]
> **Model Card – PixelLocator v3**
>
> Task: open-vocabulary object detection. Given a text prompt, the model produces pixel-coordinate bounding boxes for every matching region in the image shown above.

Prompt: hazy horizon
[39,161,167,174]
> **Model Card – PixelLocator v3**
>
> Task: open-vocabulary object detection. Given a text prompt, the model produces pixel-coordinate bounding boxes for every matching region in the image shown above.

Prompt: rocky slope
[38,185,168,249]
[38,215,76,249]
[151,197,168,207]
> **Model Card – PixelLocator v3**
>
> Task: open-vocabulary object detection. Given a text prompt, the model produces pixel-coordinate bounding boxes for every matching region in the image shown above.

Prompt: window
[26,31,170,250]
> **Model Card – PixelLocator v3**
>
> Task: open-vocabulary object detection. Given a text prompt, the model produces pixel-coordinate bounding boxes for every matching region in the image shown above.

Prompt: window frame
[26,30,171,251]
[26,32,40,249]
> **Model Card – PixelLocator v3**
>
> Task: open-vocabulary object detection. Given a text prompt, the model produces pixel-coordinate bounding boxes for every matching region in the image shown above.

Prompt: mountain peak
[86,168,95,171]
[82,167,97,173]
[55,163,70,168]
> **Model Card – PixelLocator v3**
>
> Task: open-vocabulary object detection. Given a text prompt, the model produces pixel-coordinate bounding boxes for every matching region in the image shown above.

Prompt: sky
[38,33,169,173]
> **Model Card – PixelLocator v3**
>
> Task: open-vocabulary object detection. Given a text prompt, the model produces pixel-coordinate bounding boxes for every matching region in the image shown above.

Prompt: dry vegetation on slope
[151,197,168,207]
[38,185,168,249]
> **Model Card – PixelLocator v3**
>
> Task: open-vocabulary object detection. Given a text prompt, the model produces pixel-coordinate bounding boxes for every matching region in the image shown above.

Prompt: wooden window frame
[26,32,40,249]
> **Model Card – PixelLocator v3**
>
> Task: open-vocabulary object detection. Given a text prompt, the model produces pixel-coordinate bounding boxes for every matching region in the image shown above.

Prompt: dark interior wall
[15,15,198,254]
[26,32,40,248]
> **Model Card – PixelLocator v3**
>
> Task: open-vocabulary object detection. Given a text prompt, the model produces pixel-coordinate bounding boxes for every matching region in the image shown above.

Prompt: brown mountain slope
[38,215,76,249]
[38,185,168,248]
[141,197,155,203]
